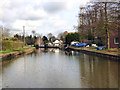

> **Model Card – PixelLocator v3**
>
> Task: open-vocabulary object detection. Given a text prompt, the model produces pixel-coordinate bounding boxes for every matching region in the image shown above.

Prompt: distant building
[53,40,63,46]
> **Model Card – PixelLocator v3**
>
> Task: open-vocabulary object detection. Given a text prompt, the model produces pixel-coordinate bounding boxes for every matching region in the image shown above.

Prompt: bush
[2,37,18,41]
[2,40,24,50]
[12,41,24,49]
[2,40,13,50]
[2,38,9,40]
[10,37,18,41]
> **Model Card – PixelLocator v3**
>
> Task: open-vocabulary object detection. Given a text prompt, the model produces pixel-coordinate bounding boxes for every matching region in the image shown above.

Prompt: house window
[114,37,119,44]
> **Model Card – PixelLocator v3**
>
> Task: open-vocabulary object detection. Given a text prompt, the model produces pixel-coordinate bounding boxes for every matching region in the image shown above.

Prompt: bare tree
[32,30,36,37]
[78,2,119,47]
[0,26,10,38]
[47,33,53,41]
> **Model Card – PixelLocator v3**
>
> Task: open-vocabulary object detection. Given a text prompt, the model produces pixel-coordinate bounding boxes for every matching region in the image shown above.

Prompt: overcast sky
[0,0,89,37]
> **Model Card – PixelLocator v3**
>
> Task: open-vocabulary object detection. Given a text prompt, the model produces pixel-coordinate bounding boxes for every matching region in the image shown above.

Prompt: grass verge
[70,46,120,56]
[0,47,35,55]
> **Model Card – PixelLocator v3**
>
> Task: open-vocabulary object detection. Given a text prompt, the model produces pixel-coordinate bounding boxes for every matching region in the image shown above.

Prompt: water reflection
[35,48,60,54]
[77,54,119,88]
[2,49,119,88]
[65,50,80,56]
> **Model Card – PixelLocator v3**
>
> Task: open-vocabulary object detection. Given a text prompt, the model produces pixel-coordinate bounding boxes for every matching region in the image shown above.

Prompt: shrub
[2,38,9,40]
[12,41,24,49]
[2,40,24,50]
[2,40,13,50]
[10,37,18,41]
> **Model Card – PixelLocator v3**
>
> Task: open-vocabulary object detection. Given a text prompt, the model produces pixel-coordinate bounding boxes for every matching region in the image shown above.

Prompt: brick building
[109,30,120,48]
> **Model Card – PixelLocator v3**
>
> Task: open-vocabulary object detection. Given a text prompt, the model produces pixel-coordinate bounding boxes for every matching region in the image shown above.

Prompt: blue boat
[72,43,87,47]
[97,47,104,50]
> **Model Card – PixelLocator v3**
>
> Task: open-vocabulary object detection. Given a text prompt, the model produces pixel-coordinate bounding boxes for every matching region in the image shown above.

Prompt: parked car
[71,41,79,45]
[86,45,90,47]
[91,44,98,47]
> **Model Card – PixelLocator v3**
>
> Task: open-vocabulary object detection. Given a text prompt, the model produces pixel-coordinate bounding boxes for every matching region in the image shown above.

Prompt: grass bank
[0,47,35,61]
[69,46,120,60]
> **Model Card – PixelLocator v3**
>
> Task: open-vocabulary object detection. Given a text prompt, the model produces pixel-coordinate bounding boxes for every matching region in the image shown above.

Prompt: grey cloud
[20,15,43,21]
[1,1,46,22]
[43,2,66,13]
[10,29,21,31]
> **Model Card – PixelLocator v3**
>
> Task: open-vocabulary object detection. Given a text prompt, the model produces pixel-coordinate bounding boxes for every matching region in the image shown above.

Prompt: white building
[53,40,63,47]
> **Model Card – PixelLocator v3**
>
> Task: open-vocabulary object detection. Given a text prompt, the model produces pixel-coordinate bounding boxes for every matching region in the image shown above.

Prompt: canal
[1,49,120,88]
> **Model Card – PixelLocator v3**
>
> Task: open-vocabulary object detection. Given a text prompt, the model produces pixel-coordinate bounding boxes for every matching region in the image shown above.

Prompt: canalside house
[109,26,120,48]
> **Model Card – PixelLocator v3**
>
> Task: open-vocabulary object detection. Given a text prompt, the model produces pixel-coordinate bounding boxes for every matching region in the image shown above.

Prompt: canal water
[1,49,120,88]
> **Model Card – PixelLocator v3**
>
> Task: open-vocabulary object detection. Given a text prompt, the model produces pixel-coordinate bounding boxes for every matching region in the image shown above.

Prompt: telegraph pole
[23,26,25,46]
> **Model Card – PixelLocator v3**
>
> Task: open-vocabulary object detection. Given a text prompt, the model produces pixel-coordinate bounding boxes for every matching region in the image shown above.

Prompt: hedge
[2,40,24,50]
